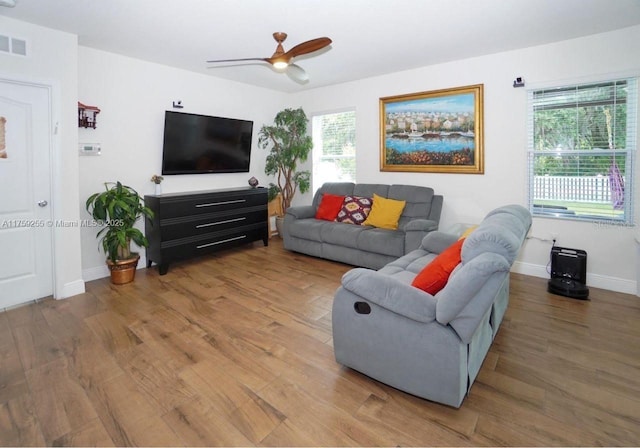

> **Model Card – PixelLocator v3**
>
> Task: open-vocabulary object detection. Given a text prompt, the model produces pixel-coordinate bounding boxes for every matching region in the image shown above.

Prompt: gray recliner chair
[332,205,532,407]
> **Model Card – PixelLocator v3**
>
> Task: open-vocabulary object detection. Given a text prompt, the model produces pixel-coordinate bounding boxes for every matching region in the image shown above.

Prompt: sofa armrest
[404,218,438,232]
[341,268,437,323]
[421,231,459,254]
[285,205,316,220]
[403,219,439,252]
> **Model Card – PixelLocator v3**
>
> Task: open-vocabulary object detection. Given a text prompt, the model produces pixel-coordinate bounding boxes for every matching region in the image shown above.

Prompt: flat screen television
[161,111,253,175]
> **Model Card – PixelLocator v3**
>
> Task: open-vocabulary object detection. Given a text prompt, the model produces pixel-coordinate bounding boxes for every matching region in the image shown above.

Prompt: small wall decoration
[78,102,101,129]
[380,84,484,174]
[0,116,7,158]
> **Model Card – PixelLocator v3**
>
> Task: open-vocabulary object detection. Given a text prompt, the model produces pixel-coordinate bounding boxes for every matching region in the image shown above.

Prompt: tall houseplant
[258,107,313,215]
[86,181,154,284]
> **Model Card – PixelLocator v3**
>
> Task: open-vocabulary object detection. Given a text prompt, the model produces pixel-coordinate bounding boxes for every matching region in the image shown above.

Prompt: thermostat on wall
[79,143,101,156]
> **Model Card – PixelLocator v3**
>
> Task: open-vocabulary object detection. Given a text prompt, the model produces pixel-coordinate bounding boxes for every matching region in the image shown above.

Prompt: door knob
[38,200,48,207]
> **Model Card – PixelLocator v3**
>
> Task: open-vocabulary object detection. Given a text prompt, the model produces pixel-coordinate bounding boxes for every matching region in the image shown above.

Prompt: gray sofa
[332,204,532,407]
[282,182,443,269]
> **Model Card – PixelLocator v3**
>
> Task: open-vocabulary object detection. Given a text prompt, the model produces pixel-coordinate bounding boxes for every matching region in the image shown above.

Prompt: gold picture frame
[380,84,484,174]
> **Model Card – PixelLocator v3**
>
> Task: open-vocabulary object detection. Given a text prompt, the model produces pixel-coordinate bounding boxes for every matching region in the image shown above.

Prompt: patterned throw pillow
[335,196,373,225]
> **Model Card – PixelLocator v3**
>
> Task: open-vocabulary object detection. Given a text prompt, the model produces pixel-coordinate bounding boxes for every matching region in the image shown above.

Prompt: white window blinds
[527,78,637,223]
[312,110,356,192]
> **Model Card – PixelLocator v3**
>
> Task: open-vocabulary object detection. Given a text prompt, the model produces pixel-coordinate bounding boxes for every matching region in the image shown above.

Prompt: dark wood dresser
[144,186,268,275]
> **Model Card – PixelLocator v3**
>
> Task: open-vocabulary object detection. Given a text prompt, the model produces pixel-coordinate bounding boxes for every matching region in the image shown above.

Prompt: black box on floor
[547,246,590,300]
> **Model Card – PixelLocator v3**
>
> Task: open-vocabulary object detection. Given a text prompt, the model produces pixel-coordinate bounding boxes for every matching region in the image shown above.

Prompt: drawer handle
[196,217,246,229]
[195,199,246,208]
[196,235,246,249]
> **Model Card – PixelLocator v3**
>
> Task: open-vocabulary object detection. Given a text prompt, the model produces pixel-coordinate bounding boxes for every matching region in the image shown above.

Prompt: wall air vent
[0,34,27,56]
[0,35,9,52]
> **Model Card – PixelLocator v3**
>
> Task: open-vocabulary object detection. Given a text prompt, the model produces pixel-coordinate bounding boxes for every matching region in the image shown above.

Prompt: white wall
[293,25,640,294]
[0,16,84,298]
[6,13,638,295]
[78,47,285,279]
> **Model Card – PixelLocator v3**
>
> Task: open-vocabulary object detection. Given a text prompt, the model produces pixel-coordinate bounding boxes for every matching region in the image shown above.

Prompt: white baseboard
[81,258,637,296]
[512,261,638,296]
[57,279,86,299]
[83,265,110,282]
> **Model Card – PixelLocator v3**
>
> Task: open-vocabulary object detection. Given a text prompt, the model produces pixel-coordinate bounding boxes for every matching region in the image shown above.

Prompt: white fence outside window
[533,175,615,203]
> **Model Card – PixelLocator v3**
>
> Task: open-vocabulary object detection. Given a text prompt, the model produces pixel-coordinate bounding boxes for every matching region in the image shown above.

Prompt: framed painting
[380,84,484,174]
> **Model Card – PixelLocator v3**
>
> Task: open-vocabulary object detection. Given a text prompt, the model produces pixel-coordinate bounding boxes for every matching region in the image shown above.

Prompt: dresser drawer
[160,207,266,240]
[160,225,266,262]
[159,190,266,218]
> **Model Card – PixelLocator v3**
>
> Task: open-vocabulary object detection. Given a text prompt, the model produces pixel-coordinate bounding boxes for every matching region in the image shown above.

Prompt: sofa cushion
[353,184,389,199]
[363,194,406,230]
[288,218,328,241]
[336,196,373,225]
[388,185,435,229]
[378,249,436,276]
[357,227,406,257]
[411,238,464,294]
[320,222,368,249]
[315,193,345,221]
[311,182,355,209]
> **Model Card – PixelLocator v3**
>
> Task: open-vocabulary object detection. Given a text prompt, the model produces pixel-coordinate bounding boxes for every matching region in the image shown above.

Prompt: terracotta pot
[106,254,140,285]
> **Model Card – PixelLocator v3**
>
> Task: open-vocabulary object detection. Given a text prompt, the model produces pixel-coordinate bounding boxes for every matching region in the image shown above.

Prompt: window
[311,110,356,192]
[527,78,637,223]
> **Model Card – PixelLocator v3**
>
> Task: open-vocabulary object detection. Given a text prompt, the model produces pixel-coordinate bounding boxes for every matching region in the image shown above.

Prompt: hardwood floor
[1,239,639,446]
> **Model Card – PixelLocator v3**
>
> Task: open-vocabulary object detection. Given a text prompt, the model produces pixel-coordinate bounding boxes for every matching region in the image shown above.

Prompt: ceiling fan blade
[284,37,332,59]
[206,33,331,83]
[286,64,309,83]
[206,57,268,64]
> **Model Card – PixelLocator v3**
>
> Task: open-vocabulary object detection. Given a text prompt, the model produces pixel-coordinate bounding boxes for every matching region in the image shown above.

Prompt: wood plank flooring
[1,239,639,446]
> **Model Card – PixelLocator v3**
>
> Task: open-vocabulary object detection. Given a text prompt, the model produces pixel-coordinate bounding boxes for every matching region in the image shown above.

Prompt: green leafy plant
[258,107,312,213]
[85,181,154,262]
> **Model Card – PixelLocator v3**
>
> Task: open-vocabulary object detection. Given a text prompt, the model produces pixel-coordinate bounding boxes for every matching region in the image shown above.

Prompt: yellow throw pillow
[363,194,406,230]
[458,225,478,240]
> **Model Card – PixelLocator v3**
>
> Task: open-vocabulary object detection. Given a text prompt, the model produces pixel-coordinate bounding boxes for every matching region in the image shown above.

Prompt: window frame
[311,108,357,194]
[526,77,637,224]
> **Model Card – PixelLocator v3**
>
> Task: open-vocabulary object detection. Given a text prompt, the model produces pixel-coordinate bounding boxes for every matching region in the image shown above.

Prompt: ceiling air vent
[0,34,27,56]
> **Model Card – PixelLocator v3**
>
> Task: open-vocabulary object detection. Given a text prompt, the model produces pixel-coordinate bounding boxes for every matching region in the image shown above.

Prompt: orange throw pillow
[315,193,346,221]
[411,238,465,295]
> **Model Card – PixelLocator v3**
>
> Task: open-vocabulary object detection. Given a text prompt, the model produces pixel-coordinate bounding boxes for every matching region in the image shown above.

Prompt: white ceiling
[2,0,640,93]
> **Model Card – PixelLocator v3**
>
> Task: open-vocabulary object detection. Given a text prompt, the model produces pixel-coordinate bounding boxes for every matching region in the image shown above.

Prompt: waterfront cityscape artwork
[380,84,484,173]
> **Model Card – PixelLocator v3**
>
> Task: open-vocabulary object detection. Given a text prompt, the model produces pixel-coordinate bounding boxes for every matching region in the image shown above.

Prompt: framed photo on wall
[380,84,484,174]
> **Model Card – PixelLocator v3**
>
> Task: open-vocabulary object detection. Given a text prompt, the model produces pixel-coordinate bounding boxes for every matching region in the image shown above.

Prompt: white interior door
[0,79,53,309]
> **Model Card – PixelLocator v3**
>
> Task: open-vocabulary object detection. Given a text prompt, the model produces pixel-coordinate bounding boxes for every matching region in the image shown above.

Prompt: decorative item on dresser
[144,186,268,275]
[150,174,164,195]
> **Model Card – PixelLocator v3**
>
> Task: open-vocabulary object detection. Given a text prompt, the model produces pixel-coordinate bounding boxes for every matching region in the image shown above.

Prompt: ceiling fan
[206,32,332,83]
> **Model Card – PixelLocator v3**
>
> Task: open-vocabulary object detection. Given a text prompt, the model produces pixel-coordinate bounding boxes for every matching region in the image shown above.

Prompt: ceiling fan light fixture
[272,60,289,70]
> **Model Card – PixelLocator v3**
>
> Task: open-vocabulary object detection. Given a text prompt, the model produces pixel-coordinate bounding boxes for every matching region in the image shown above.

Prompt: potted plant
[85,181,154,284]
[258,107,312,235]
